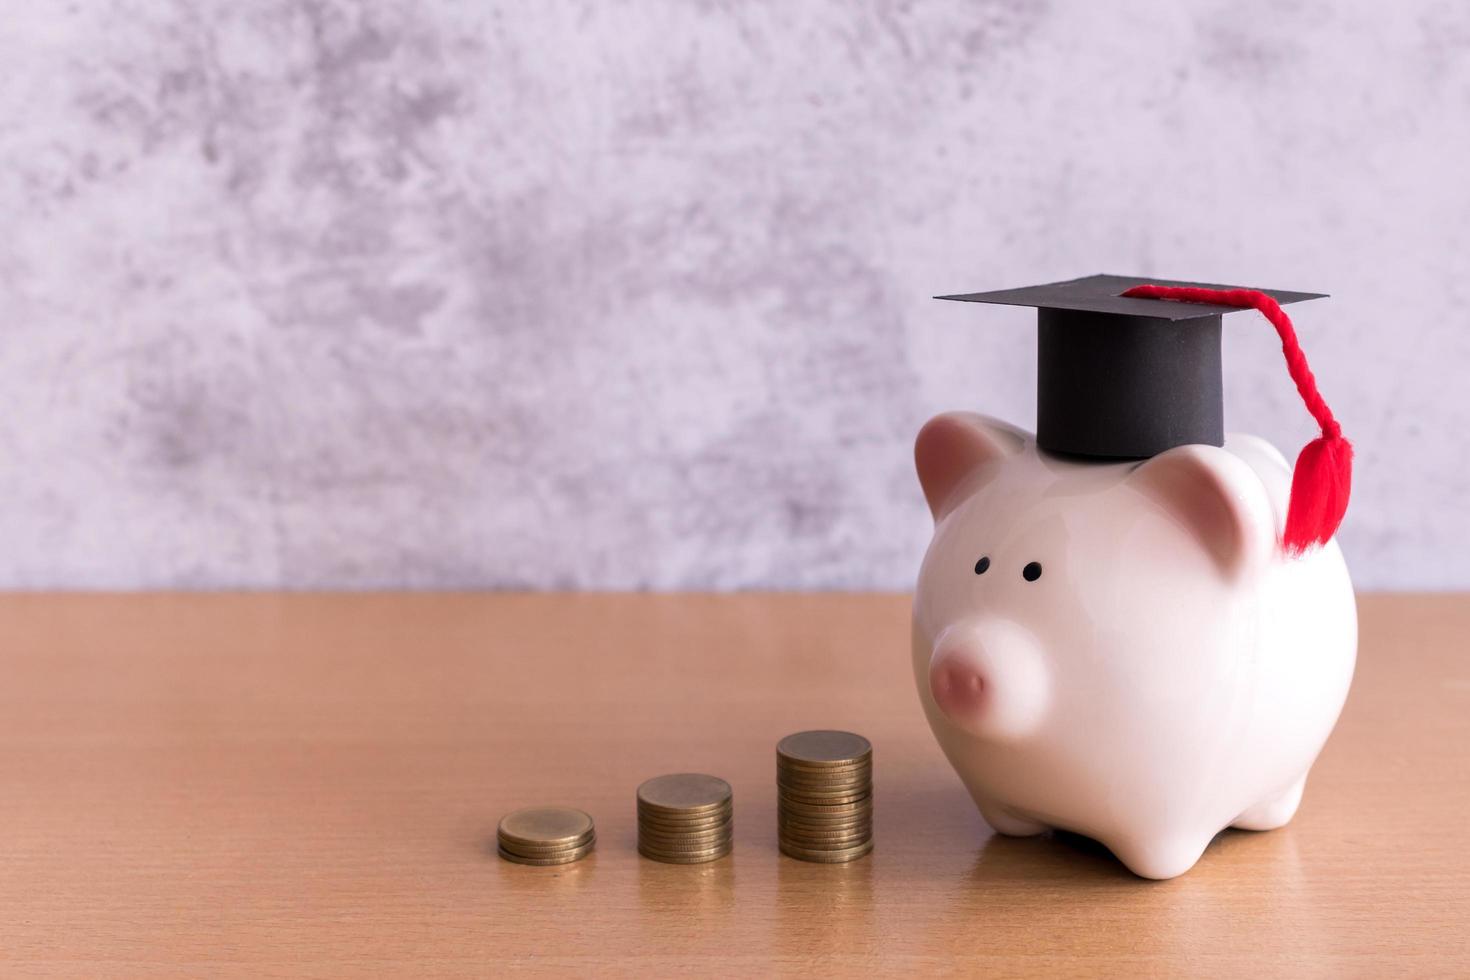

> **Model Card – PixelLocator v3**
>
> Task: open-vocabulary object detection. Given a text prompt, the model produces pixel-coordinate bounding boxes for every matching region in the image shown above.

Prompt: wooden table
[0,593,1465,976]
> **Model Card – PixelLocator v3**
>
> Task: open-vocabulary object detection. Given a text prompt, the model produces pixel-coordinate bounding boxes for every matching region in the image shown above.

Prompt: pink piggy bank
[911,412,1357,879]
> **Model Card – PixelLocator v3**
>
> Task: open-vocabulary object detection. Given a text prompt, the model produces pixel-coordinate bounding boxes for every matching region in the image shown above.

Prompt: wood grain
[0,593,1465,976]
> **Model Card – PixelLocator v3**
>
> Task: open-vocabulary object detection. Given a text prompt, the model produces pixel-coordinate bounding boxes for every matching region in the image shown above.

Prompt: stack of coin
[776,730,873,863]
[497,806,596,866]
[636,773,734,864]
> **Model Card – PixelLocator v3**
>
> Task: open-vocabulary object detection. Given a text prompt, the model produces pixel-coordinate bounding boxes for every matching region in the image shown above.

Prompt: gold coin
[781,827,870,841]
[638,828,733,848]
[776,731,872,768]
[778,787,871,803]
[635,811,732,834]
[638,816,732,835]
[636,774,733,816]
[779,802,869,816]
[778,809,870,824]
[497,807,595,849]
[776,775,869,790]
[778,812,872,826]
[776,816,864,834]
[779,768,867,780]
[777,798,872,818]
[643,840,735,852]
[640,818,732,836]
[640,844,733,859]
[638,822,733,840]
[638,821,732,840]
[643,835,720,847]
[779,838,873,863]
[777,758,872,777]
[779,786,868,800]
[780,828,871,846]
[638,804,732,820]
[778,802,870,816]
[781,838,870,854]
[782,799,870,811]
[640,853,729,865]
[779,819,871,835]
[639,843,732,864]
[780,783,871,798]
[780,822,870,837]
[780,820,869,835]
[498,831,596,856]
[498,842,595,866]
[782,787,870,799]
[639,793,734,810]
[639,840,733,857]
[780,840,868,855]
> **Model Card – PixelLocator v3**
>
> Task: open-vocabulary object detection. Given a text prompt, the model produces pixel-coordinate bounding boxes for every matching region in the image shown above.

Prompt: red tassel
[1120,283,1352,556]
[1283,433,1353,556]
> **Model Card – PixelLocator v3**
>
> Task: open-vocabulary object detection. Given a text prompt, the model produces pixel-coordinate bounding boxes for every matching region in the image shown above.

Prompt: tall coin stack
[497,806,596,866]
[636,773,734,864]
[776,730,874,863]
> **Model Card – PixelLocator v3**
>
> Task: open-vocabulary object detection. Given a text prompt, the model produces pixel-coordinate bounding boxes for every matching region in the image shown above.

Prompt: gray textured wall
[1,1,1466,590]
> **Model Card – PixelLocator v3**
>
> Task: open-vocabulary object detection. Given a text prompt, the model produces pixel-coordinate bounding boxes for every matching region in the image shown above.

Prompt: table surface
[0,593,1465,976]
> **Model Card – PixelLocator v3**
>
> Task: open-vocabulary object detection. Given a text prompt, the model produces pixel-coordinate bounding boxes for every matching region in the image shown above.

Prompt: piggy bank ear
[1127,445,1277,578]
[915,413,1028,520]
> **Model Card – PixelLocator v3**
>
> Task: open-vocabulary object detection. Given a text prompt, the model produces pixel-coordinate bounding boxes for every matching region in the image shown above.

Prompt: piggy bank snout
[928,622,1050,741]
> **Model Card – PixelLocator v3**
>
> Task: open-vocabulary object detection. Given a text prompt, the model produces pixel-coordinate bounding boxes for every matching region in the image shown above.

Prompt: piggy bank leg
[1109,833,1213,880]
[976,799,1046,837]
[1231,775,1308,832]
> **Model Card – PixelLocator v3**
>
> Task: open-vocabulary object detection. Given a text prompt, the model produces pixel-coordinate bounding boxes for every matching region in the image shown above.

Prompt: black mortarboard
[937,274,1328,460]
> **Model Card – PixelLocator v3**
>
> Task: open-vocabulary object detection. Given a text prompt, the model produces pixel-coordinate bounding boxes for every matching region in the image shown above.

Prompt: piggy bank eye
[1022,561,1043,582]
[973,556,990,575]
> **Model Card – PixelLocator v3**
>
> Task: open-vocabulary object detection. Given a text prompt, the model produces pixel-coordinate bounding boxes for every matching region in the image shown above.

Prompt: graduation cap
[937,274,1352,554]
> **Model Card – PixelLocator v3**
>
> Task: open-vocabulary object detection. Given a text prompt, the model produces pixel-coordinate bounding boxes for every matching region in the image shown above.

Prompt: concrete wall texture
[1,0,1466,590]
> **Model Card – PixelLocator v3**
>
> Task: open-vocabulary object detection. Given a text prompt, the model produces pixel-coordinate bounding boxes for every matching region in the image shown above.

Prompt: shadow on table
[969,824,1304,886]
[875,768,1303,887]
[969,829,1140,884]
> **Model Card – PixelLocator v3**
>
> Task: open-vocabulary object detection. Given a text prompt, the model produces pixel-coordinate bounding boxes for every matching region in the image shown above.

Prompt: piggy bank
[911,412,1357,879]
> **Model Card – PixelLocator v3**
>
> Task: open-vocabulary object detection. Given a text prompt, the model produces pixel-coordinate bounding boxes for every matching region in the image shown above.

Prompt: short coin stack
[636,773,734,864]
[497,806,596,866]
[776,730,874,863]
